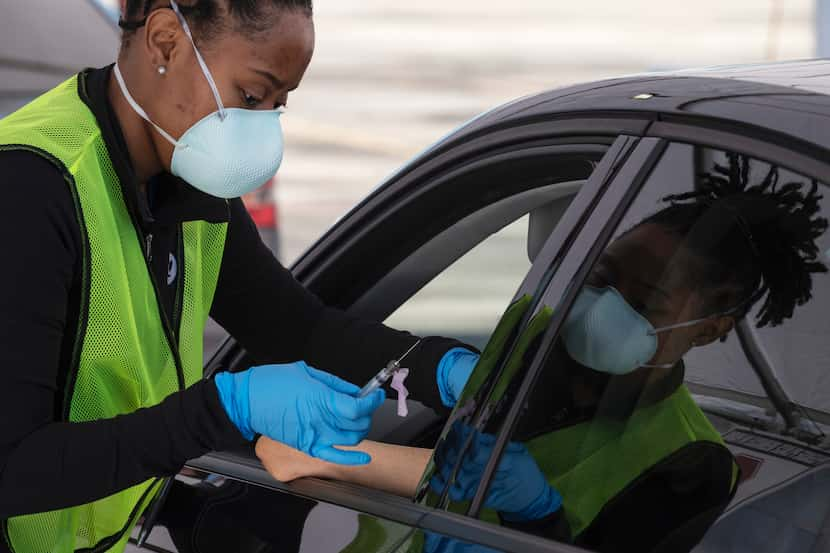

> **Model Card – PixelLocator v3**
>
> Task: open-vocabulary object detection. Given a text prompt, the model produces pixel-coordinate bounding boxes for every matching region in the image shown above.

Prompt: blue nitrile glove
[430,423,562,521]
[436,348,479,408]
[214,361,385,466]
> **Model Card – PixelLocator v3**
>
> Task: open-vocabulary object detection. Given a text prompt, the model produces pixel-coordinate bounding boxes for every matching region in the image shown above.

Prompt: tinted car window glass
[423,143,830,553]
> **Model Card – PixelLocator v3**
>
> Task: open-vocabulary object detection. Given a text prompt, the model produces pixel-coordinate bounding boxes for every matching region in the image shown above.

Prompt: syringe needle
[356,339,422,398]
[396,339,421,365]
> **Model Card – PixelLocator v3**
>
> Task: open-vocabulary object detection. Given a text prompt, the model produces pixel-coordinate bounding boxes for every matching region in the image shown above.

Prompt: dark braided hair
[121,0,313,47]
[639,153,828,328]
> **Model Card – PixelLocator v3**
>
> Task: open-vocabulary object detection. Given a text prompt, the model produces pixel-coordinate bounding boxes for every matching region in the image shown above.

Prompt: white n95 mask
[113,0,283,199]
[561,285,724,375]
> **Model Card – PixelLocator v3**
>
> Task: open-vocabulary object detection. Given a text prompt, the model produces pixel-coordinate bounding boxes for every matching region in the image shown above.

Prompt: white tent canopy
[0,0,119,115]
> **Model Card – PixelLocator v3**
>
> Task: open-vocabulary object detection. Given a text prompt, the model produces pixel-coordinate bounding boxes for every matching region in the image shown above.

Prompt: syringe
[357,339,421,398]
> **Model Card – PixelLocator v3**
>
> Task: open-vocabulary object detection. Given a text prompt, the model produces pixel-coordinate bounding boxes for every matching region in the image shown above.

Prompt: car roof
[450,59,830,155]
[665,59,830,94]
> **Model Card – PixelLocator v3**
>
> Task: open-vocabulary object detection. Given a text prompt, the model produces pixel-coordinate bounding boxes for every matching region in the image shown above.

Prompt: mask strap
[113,63,181,148]
[169,0,227,120]
[647,286,763,337]
[647,316,713,335]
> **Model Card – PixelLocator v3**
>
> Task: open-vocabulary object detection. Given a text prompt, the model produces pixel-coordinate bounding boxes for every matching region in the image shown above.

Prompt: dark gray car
[139,60,830,553]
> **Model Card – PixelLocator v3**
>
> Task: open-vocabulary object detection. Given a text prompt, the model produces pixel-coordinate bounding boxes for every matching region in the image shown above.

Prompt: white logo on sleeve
[167,253,178,286]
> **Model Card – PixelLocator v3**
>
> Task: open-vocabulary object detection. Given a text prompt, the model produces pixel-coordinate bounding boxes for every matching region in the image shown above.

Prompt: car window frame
[460,136,667,516]
[466,124,830,526]
[192,133,646,552]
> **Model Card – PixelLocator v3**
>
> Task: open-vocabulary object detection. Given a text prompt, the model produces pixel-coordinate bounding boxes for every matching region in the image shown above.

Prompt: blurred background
[274,0,814,262]
[239,0,816,264]
[0,0,816,263]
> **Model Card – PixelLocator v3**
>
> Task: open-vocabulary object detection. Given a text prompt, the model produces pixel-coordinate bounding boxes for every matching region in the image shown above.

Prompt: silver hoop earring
[157,65,167,75]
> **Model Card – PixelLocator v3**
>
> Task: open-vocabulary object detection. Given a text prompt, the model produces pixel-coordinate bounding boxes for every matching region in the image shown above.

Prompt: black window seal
[648,120,830,184]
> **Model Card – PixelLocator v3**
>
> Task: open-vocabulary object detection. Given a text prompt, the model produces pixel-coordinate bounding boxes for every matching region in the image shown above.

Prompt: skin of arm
[255,436,432,498]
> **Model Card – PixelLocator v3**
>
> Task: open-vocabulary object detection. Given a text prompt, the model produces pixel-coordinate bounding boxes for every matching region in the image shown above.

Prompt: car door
[165,131,644,553]
[422,125,830,553]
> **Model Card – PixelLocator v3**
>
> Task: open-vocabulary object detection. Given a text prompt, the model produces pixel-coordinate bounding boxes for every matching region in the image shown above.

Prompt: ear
[692,316,735,347]
[142,7,185,69]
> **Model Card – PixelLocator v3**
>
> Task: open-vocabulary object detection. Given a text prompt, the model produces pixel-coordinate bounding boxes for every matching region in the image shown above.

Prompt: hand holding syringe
[358,339,421,416]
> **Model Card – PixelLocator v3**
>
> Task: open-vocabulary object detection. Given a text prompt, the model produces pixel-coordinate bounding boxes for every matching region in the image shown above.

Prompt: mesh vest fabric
[0,76,227,553]
[526,384,735,538]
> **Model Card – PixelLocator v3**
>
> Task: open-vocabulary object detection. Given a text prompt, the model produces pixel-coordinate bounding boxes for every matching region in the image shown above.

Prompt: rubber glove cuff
[215,371,255,441]
[501,483,563,522]
[436,348,479,408]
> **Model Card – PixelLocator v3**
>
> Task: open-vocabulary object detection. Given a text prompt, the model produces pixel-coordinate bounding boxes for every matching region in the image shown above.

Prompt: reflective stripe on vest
[0,75,227,553]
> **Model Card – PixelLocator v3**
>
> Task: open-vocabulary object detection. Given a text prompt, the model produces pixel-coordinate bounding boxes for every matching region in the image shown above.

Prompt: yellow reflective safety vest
[0,75,227,553]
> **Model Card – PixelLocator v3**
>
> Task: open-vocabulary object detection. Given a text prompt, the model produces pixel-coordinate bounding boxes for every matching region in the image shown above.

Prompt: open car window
[384,215,531,351]
[420,140,830,553]
[186,140,617,553]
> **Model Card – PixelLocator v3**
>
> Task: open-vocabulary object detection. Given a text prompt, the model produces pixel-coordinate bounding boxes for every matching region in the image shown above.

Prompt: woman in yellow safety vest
[0,2,480,552]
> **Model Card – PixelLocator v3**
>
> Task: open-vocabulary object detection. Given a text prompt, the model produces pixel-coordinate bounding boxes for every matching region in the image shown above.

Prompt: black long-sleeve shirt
[0,66,461,521]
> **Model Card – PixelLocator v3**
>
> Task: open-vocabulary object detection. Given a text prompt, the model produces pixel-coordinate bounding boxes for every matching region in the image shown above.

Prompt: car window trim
[648,121,830,183]
[467,137,669,517]
[512,135,640,302]
[186,451,589,553]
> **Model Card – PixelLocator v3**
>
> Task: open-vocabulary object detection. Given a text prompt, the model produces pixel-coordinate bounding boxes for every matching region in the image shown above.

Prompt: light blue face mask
[114,0,284,199]
[561,285,726,376]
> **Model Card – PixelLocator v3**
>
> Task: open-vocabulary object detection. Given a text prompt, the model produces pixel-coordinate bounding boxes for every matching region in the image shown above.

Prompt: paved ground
[130,1,813,551]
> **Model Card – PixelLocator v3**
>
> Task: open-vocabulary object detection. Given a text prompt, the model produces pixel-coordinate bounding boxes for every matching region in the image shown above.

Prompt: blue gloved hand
[430,423,562,521]
[214,362,385,466]
[436,348,479,408]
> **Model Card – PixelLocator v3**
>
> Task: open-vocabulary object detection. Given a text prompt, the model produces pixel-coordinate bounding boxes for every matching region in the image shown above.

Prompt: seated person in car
[255,154,828,553]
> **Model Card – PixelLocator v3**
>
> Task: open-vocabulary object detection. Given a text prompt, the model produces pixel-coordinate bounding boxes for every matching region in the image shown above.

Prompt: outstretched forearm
[256,437,432,498]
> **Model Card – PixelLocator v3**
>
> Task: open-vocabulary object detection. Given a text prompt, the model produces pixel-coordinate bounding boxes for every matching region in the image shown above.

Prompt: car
[126,59,830,553]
